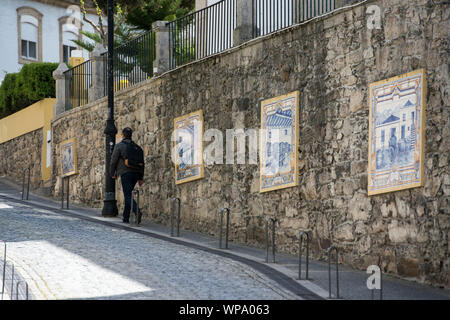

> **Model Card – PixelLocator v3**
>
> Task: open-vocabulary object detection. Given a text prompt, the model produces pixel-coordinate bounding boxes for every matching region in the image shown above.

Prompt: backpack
[122,140,145,170]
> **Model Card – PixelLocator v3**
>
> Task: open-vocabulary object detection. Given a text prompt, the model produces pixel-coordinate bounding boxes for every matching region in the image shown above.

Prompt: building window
[17,7,42,64]
[59,16,83,63]
[381,130,385,144]
[63,45,77,64]
[22,40,37,60]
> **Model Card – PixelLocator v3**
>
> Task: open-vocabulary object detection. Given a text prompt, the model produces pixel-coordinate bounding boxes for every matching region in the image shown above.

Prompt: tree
[74,0,194,51]
[77,0,139,49]
[126,0,195,31]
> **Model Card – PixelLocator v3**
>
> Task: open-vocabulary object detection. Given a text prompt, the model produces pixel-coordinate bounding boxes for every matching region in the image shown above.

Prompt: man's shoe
[122,219,129,223]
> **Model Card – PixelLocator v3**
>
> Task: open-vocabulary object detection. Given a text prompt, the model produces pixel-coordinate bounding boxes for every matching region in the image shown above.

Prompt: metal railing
[167,0,237,69]
[63,1,342,106]
[102,30,156,96]
[64,59,92,110]
[1,242,30,300]
[253,0,337,37]
[167,0,338,70]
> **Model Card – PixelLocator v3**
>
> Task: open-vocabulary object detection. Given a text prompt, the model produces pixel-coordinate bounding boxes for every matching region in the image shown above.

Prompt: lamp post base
[102,199,118,217]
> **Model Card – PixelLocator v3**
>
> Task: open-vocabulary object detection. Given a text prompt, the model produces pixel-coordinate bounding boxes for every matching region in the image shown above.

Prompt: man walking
[110,127,145,223]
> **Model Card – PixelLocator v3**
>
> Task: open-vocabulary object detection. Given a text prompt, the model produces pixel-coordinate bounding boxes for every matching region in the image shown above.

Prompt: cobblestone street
[0,197,298,300]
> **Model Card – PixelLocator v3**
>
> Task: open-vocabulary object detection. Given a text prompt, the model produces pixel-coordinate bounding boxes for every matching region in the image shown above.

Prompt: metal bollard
[380,266,383,300]
[264,218,277,263]
[16,281,29,300]
[1,241,5,300]
[21,168,30,200]
[225,208,230,249]
[327,246,340,299]
[265,218,270,263]
[61,176,69,209]
[218,208,230,249]
[299,231,310,280]
[10,263,14,300]
[218,210,223,249]
[132,190,141,226]
[369,265,383,300]
[171,198,181,237]
[271,218,277,263]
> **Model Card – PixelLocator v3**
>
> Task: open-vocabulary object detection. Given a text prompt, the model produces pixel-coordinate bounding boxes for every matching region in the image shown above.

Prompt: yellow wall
[0,98,55,181]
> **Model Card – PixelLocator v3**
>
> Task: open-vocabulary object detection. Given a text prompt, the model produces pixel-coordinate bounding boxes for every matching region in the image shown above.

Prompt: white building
[0,0,101,84]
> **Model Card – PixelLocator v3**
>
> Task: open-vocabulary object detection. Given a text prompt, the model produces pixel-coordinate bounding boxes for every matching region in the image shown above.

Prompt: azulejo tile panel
[260,91,299,193]
[368,69,427,195]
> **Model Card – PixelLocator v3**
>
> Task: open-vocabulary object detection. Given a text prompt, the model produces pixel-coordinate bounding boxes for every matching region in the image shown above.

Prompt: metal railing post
[218,209,224,249]
[171,198,181,237]
[327,245,339,299]
[225,208,230,249]
[21,168,30,200]
[271,217,277,263]
[176,198,181,237]
[170,198,175,237]
[132,190,141,226]
[299,231,310,280]
[10,263,14,300]
[16,281,29,300]
[66,176,69,209]
[21,170,25,200]
[380,266,383,300]
[61,176,69,210]
[264,217,277,263]
[1,241,5,300]
[136,190,141,225]
[265,218,270,263]
[26,167,30,200]
[61,176,64,209]
[369,264,383,300]
[218,208,230,249]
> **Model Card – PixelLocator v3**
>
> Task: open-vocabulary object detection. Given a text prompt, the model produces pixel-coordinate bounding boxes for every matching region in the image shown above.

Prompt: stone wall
[51,0,449,287]
[51,104,106,207]
[0,129,43,190]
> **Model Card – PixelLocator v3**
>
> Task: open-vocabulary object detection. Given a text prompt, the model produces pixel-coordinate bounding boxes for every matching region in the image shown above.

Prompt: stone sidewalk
[0,177,449,300]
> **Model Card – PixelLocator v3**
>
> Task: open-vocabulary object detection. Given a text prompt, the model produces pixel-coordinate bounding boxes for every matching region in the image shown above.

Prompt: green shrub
[0,73,18,117]
[0,62,59,118]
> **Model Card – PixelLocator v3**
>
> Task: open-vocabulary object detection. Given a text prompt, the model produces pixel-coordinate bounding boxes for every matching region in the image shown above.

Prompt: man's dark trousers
[121,172,141,222]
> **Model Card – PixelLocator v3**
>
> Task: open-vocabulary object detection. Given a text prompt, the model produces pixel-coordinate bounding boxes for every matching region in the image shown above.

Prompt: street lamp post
[102,0,118,217]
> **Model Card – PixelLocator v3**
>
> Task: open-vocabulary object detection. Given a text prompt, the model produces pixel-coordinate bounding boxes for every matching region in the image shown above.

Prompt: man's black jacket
[110,139,144,180]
